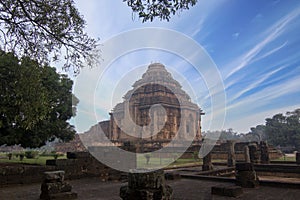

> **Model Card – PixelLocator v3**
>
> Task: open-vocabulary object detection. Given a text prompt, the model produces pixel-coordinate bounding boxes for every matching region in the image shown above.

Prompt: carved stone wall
[107,63,203,143]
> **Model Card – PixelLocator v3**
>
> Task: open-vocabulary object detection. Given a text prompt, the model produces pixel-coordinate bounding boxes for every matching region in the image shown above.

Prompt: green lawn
[3,152,294,167]
[137,155,202,169]
[0,153,66,165]
[271,156,296,162]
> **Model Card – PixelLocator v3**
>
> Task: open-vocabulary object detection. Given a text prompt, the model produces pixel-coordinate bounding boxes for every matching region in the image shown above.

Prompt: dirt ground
[1,177,300,200]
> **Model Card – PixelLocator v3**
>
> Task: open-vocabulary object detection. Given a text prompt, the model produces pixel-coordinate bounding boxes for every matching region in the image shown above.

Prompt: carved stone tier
[107,63,203,144]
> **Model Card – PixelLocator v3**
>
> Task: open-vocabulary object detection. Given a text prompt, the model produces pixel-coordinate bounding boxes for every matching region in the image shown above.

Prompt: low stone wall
[0,164,56,185]
[254,164,300,178]
[211,150,282,161]
[0,152,123,186]
[46,152,123,181]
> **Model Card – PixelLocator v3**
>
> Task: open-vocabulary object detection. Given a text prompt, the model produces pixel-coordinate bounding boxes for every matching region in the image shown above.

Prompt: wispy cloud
[232,32,240,39]
[252,41,288,63]
[226,73,300,112]
[225,7,300,79]
[230,64,288,101]
[225,104,300,133]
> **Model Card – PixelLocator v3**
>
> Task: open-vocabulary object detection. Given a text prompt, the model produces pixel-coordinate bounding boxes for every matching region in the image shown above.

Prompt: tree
[124,0,198,22]
[0,1,198,74]
[203,129,241,142]
[0,51,78,147]
[265,109,300,150]
[0,0,100,74]
[249,125,266,142]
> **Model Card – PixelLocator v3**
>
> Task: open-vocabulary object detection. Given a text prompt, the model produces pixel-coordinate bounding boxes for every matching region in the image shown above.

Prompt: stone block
[211,185,224,195]
[236,171,259,188]
[164,172,181,180]
[41,182,72,194]
[211,185,243,197]
[223,186,243,197]
[120,186,173,200]
[128,170,165,190]
[44,171,65,183]
[40,171,77,200]
[67,152,90,159]
[40,192,77,200]
[46,160,57,166]
[296,152,300,165]
[235,163,254,171]
[121,169,173,200]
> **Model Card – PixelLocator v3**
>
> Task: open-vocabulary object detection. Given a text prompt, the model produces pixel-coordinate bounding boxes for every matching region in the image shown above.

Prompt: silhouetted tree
[0,0,99,74]
[124,0,198,22]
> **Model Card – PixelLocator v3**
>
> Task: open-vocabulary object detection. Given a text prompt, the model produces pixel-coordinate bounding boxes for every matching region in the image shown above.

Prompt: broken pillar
[120,169,173,200]
[243,146,250,163]
[227,140,236,167]
[40,171,77,200]
[235,163,259,188]
[202,152,213,171]
[296,152,300,165]
[248,143,260,163]
[260,141,270,164]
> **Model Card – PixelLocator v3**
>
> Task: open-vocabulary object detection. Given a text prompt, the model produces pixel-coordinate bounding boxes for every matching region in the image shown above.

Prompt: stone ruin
[202,152,213,171]
[227,140,236,167]
[40,171,77,200]
[120,169,173,200]
[260,141,270,164]
[235,162,259,188]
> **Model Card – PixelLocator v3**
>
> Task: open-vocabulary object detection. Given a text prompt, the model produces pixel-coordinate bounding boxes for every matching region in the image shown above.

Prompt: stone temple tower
[107,63,203,142]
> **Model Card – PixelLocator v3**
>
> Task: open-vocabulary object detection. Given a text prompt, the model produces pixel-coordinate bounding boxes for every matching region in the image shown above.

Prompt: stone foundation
[202,153,213,171]
[40,171,77,200]
[296,152,300,165]
[120,169,173,200]
[235,163,259,188]
[211,185,243,197]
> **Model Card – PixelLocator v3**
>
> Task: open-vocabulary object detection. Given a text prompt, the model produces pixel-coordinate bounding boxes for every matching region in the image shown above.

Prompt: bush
[7,153,12,160]
[25,151,39,159]
[19,154,24,161]
[144,153,151,165]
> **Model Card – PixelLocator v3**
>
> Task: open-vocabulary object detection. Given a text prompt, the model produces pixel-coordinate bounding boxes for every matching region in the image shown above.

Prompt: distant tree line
[204,108,300,151]
[250,109,300,150]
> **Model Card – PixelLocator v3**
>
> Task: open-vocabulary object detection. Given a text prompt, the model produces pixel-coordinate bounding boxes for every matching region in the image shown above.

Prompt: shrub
[144,153,151,165]
[7,153,12,160]
[25,151,39,159]
[19,154,24,161]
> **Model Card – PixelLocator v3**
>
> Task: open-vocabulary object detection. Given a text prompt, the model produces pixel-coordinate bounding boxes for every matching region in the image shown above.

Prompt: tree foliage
[249,125,266,142]
[0,0,100,74]
[0,51,78,148]
[203,128,241,142]
[124,0,198,22]
[265,109,300,150]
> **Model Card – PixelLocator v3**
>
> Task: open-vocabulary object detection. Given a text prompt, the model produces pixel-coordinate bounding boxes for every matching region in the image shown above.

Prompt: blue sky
[71,0,300,134]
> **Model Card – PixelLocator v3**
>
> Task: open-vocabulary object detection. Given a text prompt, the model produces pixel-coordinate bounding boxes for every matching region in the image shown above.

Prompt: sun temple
[100,63,204,142]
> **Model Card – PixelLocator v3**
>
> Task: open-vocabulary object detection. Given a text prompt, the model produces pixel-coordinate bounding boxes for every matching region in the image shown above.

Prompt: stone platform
[1,177,300,200]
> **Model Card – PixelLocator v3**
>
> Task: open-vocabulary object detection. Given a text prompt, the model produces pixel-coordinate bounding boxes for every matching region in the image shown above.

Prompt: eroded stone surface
[236,163,259,188]
[211,185,243,197]
[203,153,213,171]
[120,169,173,200]
[227,140,236,167]
[260,141,270,164]
[40,171,77,200]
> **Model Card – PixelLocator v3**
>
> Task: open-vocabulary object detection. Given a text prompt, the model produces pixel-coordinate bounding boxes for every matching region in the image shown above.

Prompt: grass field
[137,155,202,169]
[0,152,296,166]
[271,155,296,162]
[0,153,66,165]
